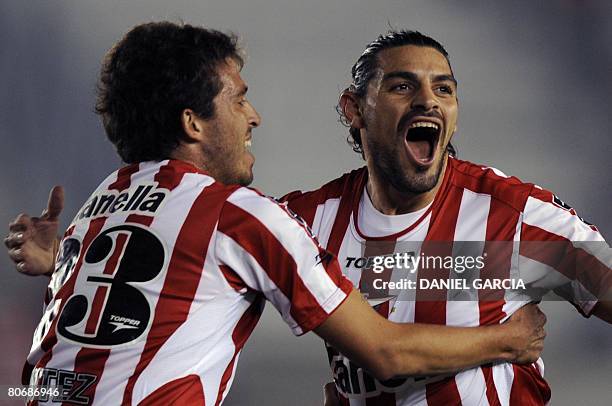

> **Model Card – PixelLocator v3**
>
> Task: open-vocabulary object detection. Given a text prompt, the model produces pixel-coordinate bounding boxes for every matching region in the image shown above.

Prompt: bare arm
[315,290,546,381]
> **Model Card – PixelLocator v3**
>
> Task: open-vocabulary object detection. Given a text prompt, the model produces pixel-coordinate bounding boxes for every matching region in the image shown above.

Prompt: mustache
[397,110,443,133]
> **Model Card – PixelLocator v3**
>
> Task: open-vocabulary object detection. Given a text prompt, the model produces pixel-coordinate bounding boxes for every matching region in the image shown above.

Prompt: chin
[395,152,447,194]
[236,170,254,186]
[238,178,253,187]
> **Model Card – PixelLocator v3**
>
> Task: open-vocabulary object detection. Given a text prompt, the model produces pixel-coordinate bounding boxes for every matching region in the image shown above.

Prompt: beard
[368,137,448,194]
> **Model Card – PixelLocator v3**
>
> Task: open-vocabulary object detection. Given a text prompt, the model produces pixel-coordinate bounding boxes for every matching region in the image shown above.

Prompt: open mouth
[404,121,440,166]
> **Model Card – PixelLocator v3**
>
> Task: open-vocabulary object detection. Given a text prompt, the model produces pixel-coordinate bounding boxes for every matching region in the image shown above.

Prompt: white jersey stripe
[524,196,604,242]
[456,367,490,406]
[101,166,211,405]
[312,199,340,248]
[216,232,302,333]
[224,189,348,317]
[491,363,515,406]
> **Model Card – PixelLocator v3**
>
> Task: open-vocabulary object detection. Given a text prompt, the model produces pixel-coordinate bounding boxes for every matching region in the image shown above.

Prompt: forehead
[217,58,246,95]
[376,45,452,77]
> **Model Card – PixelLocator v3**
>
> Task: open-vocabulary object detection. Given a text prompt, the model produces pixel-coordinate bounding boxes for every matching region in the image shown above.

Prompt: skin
[341,45,458,214]
[175,58,261,186]
[2,39,608,404]
[338,44,612,323]
[328,43,610,402]
[4,50,549,384]
[4,193,549,381]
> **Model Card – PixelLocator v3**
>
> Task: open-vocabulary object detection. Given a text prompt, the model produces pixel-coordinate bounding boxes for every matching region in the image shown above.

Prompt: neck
[366,158,447,215]
[169,146,209,173]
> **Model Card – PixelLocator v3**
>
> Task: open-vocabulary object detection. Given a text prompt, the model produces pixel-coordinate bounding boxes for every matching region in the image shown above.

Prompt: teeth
[409,121,439,130]
[245,140,252,148]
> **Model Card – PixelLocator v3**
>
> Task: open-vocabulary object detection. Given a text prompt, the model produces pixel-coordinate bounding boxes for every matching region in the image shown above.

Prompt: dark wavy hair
[95,22,243,163]
[339,30,456,158]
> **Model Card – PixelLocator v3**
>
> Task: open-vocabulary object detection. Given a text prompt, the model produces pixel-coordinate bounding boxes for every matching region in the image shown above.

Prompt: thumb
[42,185,65,220]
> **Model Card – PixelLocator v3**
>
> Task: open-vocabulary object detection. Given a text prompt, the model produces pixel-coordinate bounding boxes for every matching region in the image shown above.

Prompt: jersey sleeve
[215,187,353,335]
[519,186,612,317]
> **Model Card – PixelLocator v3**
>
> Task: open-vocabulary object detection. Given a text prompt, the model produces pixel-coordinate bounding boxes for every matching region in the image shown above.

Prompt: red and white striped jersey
[25,159,353,405]
[283,157,610,406]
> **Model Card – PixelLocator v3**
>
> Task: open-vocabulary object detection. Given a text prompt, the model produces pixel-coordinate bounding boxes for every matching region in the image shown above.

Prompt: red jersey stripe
[214,297,264,405]
[121,182,233,405]
[521,224,611,298]
[508,364,551,405]
[217,202,336,331]
[481,364,502,406]
[327,170,367,254]
[108,164,140,191]
[419,178,463,405]
[66,165,144,406]
[139,374,206,406]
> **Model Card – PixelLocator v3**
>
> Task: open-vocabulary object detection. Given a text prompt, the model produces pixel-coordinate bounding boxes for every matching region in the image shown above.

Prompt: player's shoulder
[449,157,536,213]
[219,185,319,239]
[222,185,294,222]
[225,185,276,206]
[280,167,367,206]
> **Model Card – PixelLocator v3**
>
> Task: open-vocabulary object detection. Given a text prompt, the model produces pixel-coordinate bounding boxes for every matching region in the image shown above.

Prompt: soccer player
[3,23,547,405]
[282,31,612,405]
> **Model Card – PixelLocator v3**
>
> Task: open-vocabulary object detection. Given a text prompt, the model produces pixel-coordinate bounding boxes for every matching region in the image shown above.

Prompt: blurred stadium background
[1,1,610,404]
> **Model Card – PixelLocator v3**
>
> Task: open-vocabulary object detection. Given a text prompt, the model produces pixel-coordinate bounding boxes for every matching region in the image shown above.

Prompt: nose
[248,103,261,128]
[411,84,439,112]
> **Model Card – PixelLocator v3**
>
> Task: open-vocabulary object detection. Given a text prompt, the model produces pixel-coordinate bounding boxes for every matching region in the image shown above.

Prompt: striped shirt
[283,157,610,406]
[24,159,353,405]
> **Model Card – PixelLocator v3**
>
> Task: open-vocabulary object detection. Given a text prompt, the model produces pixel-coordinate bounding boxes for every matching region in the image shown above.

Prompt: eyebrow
[382,71,458,86]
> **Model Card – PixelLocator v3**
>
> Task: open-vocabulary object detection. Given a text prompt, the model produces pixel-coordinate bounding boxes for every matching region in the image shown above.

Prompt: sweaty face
[361,45,458,194]
[203,59,261,186]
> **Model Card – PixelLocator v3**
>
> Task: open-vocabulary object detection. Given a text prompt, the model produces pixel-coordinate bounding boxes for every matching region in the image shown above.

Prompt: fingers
[8,213,32,233]
[41,185,64,220]
[4,231,24,249]
[6,214,32,248]
[6,246,30,274]
[14,261,33,275]
[7,247,24,262]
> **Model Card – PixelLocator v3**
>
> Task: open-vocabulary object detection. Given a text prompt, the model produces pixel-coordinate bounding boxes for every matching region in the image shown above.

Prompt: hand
[4,186,64,276]
[323,382,340,406]
[504,303,547,364]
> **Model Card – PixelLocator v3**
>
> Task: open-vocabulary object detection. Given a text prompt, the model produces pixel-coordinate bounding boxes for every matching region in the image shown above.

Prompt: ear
[181,109,206,142]
[339,91,365,129]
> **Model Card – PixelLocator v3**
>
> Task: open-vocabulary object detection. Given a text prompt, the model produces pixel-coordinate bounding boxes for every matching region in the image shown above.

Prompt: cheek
[367,105,396,131]
[446,103,458,124]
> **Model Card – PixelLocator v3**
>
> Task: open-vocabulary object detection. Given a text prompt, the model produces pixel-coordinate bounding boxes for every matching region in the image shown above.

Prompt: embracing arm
[315,290,546,381]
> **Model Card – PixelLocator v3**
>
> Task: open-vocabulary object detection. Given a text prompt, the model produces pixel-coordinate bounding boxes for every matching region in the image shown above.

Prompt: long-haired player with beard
[282,31,612,405]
